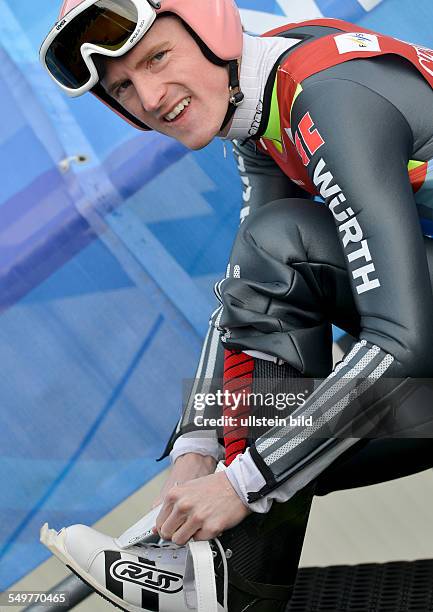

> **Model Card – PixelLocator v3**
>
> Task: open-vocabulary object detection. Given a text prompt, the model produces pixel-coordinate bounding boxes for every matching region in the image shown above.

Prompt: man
[40,1,433,610]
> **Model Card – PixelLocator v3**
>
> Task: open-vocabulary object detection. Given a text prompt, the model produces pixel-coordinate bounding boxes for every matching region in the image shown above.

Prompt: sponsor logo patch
[293,112,325,166]
[334,32,381,55]
[290,112,379,294]
[312,158,381,295]
[298,112,325,157]
[110,560,183,594]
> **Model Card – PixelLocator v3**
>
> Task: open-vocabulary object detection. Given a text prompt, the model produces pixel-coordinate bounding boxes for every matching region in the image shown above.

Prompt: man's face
[101,16,231,149]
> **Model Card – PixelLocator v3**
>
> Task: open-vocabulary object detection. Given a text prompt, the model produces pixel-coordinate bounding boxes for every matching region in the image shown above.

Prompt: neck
[221,33,299,141]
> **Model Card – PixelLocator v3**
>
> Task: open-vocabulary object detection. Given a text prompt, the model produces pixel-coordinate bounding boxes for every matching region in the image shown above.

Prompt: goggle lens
[45,0,138,89]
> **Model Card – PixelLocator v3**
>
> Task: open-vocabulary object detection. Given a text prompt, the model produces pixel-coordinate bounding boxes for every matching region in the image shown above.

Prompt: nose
[134,76,166,114]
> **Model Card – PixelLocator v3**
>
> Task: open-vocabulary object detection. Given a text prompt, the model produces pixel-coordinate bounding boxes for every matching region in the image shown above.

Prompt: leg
[217,199,433,610]
[316,437,433,495]
[318,234,433,494]
[219,196,433,484]
[216,197,350,610]
[219,196,361,376]
[216,486,315,612]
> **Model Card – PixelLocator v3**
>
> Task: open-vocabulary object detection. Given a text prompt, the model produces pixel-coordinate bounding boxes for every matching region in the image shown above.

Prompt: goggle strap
[220,60,243,131]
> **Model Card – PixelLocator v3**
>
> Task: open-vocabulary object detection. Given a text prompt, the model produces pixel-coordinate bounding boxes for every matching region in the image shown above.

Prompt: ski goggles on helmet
[40,0,161,97]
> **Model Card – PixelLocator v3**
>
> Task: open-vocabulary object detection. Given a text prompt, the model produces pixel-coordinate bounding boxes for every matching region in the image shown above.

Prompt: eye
[151,50,167,63]
[115,80,131,97]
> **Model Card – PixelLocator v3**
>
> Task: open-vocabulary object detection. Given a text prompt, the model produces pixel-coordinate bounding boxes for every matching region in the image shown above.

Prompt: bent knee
[237,198,337,264]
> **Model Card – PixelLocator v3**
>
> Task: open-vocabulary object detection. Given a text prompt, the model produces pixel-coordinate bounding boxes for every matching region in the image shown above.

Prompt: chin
[187,138,213,151]
[179,122,222,150]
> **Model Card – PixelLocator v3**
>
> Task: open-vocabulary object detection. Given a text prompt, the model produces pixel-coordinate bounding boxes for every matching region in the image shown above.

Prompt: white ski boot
[40,510,228,612]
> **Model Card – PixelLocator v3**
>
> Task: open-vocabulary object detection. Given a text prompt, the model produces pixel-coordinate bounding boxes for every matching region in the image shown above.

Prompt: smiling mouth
[163,97,191,122]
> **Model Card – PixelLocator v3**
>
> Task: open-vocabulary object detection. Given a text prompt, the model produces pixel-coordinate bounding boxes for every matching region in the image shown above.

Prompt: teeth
[165,97,191,121]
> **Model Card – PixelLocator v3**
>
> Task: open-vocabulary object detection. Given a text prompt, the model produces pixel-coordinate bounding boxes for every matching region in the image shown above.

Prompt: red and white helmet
[40,0,244,130]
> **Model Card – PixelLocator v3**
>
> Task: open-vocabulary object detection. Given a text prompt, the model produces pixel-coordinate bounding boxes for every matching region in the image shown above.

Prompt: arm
[223,78,433,510]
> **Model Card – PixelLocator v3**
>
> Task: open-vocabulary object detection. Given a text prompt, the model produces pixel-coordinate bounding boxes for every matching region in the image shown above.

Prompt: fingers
[154,473,245,544]
[170,516,199,545]
[156,484,187,540]
[155,499,173,535]
[177,522,224,545]
[156,485,214,543]
[159,507,188,541]
[169,515,224,545]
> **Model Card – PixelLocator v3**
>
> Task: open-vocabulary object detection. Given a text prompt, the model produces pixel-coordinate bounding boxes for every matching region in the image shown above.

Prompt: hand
[155,471,251,545]
[151,453,217,509]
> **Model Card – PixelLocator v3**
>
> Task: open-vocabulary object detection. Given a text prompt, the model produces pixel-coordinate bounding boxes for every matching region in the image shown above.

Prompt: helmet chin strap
[220,59,244,131]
